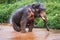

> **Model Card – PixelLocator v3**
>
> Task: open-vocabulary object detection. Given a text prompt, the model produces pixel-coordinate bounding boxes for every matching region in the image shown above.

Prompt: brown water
[0,24,60,40]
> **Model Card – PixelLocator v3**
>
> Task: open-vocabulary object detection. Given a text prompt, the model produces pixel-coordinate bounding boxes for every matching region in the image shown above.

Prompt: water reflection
[0,25,60,40]
[11,32,35,40]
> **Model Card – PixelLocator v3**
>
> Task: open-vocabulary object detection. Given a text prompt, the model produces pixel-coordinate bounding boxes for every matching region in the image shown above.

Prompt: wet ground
[0,24,60,40]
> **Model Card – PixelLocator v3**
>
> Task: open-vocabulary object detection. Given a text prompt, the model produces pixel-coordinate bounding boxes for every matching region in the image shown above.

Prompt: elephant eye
[32,6,35,9]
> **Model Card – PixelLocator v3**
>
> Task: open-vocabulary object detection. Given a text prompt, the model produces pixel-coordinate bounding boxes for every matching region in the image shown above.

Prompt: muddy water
[0,25,60,40]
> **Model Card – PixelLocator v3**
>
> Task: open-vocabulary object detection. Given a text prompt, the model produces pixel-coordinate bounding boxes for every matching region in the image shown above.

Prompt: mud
[0,24,60,40]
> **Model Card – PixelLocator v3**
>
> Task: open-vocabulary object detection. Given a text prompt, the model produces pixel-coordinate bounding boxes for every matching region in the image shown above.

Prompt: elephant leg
[12,22,21,32]
[28,21,34,32]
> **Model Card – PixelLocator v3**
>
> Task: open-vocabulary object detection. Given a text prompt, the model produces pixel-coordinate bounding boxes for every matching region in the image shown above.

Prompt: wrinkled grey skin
[10,3,49,33]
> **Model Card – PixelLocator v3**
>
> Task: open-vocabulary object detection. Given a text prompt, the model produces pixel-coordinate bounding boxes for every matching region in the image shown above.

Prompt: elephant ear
[32,4,35,8]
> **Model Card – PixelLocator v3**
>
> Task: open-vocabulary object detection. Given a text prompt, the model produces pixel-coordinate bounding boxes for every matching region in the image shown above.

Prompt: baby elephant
[10,3,49,33]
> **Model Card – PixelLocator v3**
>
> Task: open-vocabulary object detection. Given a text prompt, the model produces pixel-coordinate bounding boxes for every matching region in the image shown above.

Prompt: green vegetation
[0,0,60,29]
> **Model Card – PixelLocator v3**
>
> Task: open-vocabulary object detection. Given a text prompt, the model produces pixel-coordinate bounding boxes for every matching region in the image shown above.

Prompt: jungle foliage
[0,0,60,29]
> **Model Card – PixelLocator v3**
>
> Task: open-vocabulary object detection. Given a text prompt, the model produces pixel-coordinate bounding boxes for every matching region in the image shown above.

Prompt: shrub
[0,0,60,29]
[0,0,35,23]
[35,2,60,29]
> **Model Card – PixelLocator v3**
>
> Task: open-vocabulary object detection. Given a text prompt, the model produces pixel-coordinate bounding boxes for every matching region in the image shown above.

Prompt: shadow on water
[0,24,60,40]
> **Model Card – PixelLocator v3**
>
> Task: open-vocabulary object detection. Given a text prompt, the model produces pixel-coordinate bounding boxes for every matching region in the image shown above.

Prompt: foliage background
[0,0,60,29]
